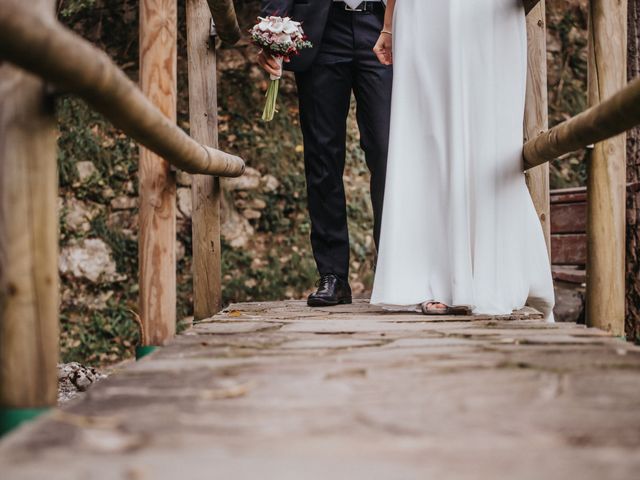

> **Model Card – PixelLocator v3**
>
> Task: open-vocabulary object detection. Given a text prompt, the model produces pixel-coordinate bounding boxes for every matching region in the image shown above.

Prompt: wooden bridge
[1,0,640,477]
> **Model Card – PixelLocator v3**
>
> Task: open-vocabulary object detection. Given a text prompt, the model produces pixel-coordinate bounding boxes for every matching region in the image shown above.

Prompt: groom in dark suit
[258,1,392,307]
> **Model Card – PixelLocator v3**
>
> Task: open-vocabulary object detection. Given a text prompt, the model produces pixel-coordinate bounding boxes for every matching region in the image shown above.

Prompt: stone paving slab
[1,300,639,479]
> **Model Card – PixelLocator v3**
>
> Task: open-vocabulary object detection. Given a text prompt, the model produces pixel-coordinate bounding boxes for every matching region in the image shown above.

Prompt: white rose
[257,16,271,31]
[283,20,301,35]
[275,33,293,45]
[267,18,285,34]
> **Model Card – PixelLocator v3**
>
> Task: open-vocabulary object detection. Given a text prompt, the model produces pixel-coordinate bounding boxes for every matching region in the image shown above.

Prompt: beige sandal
[421,302,472,316]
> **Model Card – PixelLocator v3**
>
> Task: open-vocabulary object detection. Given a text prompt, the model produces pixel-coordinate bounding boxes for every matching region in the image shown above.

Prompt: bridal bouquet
[251,16,312,121]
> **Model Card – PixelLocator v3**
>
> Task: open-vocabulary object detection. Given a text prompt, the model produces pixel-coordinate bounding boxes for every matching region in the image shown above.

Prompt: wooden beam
[206,0,241,45]
[586,0,628,335]
[187,0,223,319]
[0,0,245,177]
[523,76,640,169]
[139,0,178,346]
[524,0,551,255]
[0,0,59,427]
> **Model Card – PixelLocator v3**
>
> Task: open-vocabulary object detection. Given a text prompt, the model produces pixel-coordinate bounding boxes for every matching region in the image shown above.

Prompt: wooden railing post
[139,0,178,347]
[586,0,628,335]
[0,0,59,435]
[525,1,551,255]
[187,0,223,319]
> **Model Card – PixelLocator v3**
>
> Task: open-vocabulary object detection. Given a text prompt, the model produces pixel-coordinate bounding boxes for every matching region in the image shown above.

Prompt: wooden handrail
[0,0,245,178]
[207,0,242,45]
[523,76,640,170]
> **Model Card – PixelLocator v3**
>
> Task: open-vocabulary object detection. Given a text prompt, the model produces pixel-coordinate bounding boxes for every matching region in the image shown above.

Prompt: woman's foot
[420,302,472,316]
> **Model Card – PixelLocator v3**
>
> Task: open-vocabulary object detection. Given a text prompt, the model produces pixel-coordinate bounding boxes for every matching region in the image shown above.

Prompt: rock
[176,240,186,262]
[63,289,114,310]
[249,198,267,210]
[553,283,586,323]
[101,187,116,200]
[351,282,366,295]
[221,207,254,249]
[176,188,192,219]
[251,257,265,270]
[176,171,192,187]
[248,65,264,82]
[63,198,100,233]
[58,362,106,404]
[223,167,261,191]
[261,174,280,193]
[178,316,194,330]
[76,161,97,183]
[110,196,137,210]
[217,48,247,71]
[59,239,123,283]
[243,209,261,220]
[107,211,138,240]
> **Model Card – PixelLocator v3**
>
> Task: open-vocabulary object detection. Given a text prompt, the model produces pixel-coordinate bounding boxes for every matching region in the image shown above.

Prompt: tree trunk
[626,0,640,342]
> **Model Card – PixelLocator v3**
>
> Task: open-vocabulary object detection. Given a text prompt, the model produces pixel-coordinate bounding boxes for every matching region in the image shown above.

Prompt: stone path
[1,300,640,479]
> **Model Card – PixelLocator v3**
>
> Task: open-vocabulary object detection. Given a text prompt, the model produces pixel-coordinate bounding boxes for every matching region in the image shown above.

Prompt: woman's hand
[373,32,393,66]
[257,50,284,78]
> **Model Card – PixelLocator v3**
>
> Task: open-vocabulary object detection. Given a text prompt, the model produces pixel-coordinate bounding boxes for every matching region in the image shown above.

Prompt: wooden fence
[525,0,631,335]
[0,0,243,434]
[0,0,639,435]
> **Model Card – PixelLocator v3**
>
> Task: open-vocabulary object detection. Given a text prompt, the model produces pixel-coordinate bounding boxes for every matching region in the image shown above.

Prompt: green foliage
[58,0,98,18]
[547,4,589,188]
[57,97,138,197]
[60,299,139,365]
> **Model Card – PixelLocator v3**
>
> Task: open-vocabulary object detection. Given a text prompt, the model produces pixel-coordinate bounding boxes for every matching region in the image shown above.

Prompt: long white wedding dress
[371,0,555,320]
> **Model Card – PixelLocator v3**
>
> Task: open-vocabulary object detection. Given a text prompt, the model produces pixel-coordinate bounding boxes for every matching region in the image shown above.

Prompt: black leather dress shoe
[307,274,352,307]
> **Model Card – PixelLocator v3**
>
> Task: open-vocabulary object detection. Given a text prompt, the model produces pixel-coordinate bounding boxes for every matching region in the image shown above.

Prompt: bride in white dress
[370,0,555,320]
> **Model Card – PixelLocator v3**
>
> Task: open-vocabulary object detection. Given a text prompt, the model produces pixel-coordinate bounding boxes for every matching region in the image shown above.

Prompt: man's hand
[257,50,283,78]
[373,32,393,66]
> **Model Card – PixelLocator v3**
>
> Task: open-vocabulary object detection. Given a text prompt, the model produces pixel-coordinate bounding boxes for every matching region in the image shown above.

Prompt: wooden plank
[0,0,244,177]
[550,202,587,234]
[0,0,59,410]
[586,0,628,335]
[551,234,588,266]
[552,266,587,284]
[139,0,178,346]
[550,190,588,204]
[524,0,551,256]
[187,0,222,319]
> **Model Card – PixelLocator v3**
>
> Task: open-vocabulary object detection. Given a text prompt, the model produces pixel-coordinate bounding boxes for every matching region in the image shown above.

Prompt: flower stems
[262,78,280,122]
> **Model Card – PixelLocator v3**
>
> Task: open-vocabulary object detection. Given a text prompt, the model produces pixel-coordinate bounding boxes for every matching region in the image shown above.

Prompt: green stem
[262,79,280,122]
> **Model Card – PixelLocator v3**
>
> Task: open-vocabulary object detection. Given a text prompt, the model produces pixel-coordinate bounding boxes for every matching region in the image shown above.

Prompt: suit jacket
[261,0,385,72]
